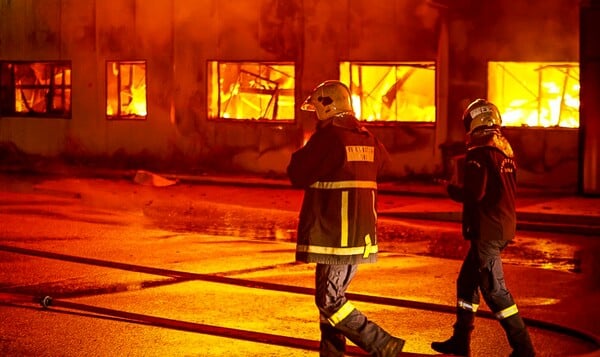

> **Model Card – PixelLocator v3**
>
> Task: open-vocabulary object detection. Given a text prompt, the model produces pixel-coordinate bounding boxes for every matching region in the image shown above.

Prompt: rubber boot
[379,336,405,357]
[319,323,346,357]
[431,309,474,356]
[334,309,405,357]
[500,314,535,357]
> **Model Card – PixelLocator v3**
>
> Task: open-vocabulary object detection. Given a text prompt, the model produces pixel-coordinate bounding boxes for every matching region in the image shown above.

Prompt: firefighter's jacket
[447,129,517,241]
[287,115,390,265]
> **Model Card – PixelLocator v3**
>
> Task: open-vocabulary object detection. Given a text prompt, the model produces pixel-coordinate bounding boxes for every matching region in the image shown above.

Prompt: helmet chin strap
[333,111,354,118]
[316,112,355,129]
[318,110,353,121]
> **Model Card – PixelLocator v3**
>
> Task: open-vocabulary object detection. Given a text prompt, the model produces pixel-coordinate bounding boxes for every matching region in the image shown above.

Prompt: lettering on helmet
[469,105,492,118]
[346,145,374,162]
[500,158,516,173]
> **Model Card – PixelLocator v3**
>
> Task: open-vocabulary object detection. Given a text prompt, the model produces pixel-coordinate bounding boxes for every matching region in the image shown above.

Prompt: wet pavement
[0,171,599,356]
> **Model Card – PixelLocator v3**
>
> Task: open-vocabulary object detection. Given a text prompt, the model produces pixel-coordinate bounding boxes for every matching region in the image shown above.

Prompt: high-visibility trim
[371,190,377,220]
[495,304,519,320]
[363,234,372,258]
[309,180,378,190]
[346,145,374,162]
[328,301,356,326]
[458,299,479,312]
[341,191,348,247]
[297,244,378,256]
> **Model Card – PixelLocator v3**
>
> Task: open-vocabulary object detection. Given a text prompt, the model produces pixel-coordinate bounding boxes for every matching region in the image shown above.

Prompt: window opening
[340,62,436,123]
[208,61,295,121]
[488,62,579,128]
[0,61,71,118]
[106,61,147,119]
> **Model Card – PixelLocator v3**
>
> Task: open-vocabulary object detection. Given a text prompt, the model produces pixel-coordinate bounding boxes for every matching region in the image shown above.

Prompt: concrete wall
[0,0,583,189]
[505,128,579,189]
[443,0,580,189]
[580,1,600,195]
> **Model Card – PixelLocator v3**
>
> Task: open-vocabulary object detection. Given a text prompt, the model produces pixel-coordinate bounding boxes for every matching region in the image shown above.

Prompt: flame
[341,62,436,123]
[302,131,312,146]
[208,62,295,120]
[501,93,579,128]
[106,62,147,118]
[351,95,362,119]
[126,81,147,116]
[12,63,71,114]
[489,62,579,128]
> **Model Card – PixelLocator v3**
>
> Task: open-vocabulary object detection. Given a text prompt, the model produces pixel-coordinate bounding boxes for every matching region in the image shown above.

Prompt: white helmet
[301,80,354,120]
[462,98,502,134]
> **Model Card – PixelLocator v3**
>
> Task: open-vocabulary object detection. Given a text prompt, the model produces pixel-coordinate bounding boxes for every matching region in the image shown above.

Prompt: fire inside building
[0,0,598,194]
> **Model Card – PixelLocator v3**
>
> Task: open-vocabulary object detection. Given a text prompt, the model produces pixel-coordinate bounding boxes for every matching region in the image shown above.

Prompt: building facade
[1,0,597,193]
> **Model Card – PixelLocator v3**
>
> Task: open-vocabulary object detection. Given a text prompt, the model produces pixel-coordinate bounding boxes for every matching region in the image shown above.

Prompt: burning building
[0,0,598,194]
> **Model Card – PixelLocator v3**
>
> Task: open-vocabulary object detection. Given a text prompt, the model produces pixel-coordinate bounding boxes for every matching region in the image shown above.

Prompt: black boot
[431,327,472,356]
[431,309,474,356]
[334,309,405,357]
[500,314,535,357]
[319,323,346,356]
[379,336,405,357]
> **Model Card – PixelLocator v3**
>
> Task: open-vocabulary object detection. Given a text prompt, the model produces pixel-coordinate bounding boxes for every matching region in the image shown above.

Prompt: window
[106,60,147,119]
[208,61,295,121]
[488,62,579,128]
[340,62,436,123]
[0,61,71,118]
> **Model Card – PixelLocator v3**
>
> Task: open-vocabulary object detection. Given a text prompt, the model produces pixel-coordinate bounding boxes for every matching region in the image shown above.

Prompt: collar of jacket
[318,114,369,134]
[467,128,514,158]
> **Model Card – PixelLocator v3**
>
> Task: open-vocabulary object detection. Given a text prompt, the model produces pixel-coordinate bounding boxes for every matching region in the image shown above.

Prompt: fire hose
[0,244,598,355]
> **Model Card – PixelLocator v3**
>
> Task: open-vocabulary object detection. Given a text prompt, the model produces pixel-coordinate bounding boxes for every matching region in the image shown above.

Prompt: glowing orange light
[340,62,436,123]
[489,62,579,128]
[208,62,295,121]
[106,61,147,118]
[302,131,311,146]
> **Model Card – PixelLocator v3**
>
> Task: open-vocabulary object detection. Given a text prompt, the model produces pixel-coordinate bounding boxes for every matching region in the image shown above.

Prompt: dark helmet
[462,98,502,134]
[301,80,354,120]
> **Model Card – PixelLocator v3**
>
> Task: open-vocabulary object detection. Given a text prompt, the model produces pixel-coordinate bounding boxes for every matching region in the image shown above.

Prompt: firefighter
[432,99,535,357]
[287,80,405,356]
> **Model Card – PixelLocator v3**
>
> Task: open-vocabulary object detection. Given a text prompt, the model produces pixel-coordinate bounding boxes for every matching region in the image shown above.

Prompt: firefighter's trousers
[455,240,535,356]
[457,239,515,312]
[315,263,398,356]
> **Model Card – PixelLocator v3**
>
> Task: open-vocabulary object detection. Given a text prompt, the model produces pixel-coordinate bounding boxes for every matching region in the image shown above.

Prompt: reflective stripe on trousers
[315,264,357,321]
[495,304,519,319]
[458,298,479,312]
[315,263,396,356]
[456,240,519,317]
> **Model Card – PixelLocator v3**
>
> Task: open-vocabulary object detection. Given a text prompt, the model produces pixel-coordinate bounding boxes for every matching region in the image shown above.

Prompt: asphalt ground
[0,171,599,356]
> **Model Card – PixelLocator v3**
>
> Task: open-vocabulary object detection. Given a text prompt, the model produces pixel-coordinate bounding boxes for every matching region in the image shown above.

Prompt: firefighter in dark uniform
[287,80,405,357]
[432,99,535,357]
